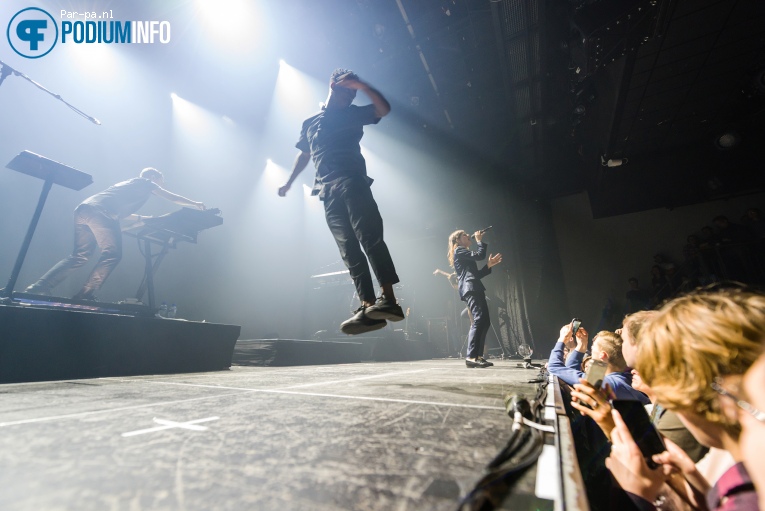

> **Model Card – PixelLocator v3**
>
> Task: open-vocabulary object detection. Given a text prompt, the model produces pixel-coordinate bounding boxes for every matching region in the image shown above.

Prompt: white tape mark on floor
[121,416,219,437]
[97,378,506,411]
[278,368,435,389]
[0,391,251,428]
[1,375,505,429]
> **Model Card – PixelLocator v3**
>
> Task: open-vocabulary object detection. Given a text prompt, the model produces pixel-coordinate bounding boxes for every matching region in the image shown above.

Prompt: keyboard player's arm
[152,186,206,210]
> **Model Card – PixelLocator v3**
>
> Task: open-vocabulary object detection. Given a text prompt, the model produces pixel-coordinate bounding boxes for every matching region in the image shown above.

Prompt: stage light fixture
[600,155,628,167]
[714,131,740,150]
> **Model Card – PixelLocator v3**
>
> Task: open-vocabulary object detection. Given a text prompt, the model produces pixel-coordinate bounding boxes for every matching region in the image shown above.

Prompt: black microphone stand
[0,59,101,125]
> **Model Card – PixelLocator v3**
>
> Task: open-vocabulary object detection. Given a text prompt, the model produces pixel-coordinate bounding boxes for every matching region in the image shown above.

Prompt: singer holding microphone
[448,228,502,368]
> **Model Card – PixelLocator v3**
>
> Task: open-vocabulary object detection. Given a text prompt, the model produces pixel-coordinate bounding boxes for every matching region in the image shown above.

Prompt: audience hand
[652,438,711,494]
[571,380,615,438]
[558,324,575,349]
[575,326,589,347]
[606,409,666,503]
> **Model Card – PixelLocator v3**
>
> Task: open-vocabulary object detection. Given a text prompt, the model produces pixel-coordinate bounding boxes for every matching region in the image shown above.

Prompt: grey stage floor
[0,359,544,511]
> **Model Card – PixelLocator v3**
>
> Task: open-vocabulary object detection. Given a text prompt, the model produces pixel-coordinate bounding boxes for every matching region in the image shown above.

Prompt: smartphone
[611,400,667,469]
[571,318,582,336]
[585,359,608,389]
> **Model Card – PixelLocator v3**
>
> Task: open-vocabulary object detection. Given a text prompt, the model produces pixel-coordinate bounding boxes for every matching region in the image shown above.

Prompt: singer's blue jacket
[453,241,491,301]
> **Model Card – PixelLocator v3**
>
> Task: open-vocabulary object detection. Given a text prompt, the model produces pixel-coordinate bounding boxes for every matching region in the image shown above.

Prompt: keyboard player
[25,167,205,300]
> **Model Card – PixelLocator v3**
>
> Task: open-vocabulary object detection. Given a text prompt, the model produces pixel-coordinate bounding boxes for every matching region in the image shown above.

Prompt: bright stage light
[171,93,220,141]
[261,158,284,187]
[194,0,263,52]
[272,61,326,118]
[59,40,120,84]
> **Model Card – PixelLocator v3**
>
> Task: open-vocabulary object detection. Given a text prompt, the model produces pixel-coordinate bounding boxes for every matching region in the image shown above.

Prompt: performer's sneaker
[478,356,494,367]
[365,297,405,322]
[341,306,387,335]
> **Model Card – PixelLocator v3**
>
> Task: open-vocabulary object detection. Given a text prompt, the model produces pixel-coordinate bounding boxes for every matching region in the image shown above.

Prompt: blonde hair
[592,331,627,371]
[635,289,765,433]
[622,310,657,345]
[447,230,466,268]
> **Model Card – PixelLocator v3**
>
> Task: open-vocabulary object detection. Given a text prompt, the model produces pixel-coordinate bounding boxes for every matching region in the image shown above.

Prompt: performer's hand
[335,76,365,90]
[474,230,483,242]
[487,252,502,268]
[124,214,145,228]
[278,184,290,197]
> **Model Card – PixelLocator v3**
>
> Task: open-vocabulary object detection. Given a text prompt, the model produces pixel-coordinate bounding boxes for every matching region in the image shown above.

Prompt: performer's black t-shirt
[296,104,380,198]
[82,177,158,219]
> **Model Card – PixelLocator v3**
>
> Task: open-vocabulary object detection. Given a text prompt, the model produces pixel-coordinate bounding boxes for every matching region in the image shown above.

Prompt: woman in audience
[606,288,765,510]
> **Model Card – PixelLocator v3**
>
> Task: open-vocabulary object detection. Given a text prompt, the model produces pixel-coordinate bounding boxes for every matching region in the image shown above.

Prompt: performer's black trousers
[465,292,490,359]
[323,180,399,305]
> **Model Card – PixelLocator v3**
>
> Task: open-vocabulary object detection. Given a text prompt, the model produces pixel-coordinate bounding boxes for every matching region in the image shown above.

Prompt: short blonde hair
[635,289,765,433]
[592,331,627,371]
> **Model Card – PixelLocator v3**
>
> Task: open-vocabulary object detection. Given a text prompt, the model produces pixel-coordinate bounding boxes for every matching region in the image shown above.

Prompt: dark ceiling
[344,0,765,217]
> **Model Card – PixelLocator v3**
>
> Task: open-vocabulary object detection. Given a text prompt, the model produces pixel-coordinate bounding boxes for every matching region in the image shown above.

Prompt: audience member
[650,265,671,306]
[736,349,765,509]
[622,311,708,463]
[547,324,649,403]
[625,277,650,314]
[606,288,765,510]
[744,207,765,240]
[712,215,753,245]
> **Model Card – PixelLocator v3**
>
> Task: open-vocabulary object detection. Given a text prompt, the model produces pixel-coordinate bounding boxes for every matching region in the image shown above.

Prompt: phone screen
[571,318,582,336]
[611,400,666,469]
[585,359,608,389]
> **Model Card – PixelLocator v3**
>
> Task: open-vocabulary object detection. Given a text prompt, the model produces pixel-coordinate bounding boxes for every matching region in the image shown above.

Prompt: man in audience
[606,288,765,510]
[547,323,649,403]
[625,277,650,314]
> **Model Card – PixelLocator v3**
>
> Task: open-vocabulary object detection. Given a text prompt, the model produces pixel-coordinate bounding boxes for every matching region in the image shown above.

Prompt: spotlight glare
[170,92,178,100]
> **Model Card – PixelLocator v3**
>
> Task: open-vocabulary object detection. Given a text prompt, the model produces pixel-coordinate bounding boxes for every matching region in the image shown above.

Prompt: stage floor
[0,359,546,510]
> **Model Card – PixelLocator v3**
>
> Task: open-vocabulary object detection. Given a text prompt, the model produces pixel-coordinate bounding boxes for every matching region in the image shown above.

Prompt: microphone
[470,225,493,238]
